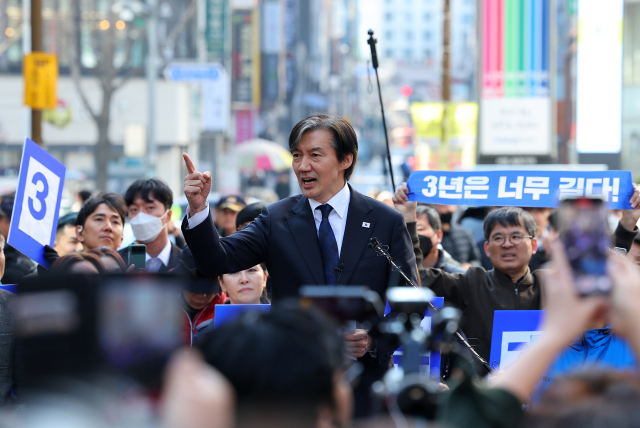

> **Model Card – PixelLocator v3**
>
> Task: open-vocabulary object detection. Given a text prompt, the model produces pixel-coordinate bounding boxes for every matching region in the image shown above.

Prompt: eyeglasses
[488,234,533,246]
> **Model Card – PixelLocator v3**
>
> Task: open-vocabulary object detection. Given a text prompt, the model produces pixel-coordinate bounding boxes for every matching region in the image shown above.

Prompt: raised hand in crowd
[183,153,212,216]
[620,183,640,231]
[391,182,417,223]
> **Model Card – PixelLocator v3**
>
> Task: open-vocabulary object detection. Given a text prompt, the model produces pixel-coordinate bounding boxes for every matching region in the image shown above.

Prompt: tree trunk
[95,90,112,191]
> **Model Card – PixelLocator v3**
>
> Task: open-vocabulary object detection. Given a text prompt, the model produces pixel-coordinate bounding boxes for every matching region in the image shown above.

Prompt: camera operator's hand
[392,182,417,223]
[183,153,212,216]
[609,256,640,352]
[620,183,640,231]
[161,349,235,428]
[343,329,373,358]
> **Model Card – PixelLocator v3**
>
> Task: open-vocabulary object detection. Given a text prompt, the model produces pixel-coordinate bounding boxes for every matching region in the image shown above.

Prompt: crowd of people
[0,114,639,427]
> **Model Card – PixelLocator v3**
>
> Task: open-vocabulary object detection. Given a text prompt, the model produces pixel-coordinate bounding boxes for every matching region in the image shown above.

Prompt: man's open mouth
[302,178,317,185]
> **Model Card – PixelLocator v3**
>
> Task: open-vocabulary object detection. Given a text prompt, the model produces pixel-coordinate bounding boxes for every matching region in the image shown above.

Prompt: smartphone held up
[559,197,612,295]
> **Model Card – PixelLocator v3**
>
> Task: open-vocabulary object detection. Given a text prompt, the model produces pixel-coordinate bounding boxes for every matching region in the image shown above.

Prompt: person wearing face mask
[432,204,481,270]
[219,263,270,305]
[415,205,466,274]
[119,179,182,273]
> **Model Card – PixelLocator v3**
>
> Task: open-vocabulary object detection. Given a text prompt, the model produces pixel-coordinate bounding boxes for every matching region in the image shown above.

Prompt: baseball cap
[216,195,246,212]
[176,246,222,294]
[0,197,14,220]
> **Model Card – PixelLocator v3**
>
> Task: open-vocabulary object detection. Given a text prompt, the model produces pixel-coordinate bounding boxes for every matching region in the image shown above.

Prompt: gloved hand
[37,245,60,276]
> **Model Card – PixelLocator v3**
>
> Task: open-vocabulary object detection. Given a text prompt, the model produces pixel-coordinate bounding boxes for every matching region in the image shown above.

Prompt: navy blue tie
[316,204,339,285]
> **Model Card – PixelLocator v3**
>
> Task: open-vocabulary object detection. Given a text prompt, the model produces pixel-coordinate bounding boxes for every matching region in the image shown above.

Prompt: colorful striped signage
[482,0,549,99]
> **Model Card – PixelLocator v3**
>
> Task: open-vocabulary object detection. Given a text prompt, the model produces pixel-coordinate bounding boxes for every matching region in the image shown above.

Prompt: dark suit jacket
[0,289,14,406]
[118,242,183,273]
[182,186,417,346]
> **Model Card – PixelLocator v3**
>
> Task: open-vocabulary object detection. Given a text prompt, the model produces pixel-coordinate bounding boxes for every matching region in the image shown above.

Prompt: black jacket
[3,244,35,284]
[118,242,183,273]
[181,186,417,310]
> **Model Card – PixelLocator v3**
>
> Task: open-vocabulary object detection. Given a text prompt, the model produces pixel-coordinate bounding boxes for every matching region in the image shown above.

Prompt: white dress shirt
[186,183,351,256]
[145,240,172,272]
[307,183,350,257]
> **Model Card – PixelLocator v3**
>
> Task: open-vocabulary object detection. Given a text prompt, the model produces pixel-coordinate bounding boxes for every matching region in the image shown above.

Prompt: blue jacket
[535,326,636,400]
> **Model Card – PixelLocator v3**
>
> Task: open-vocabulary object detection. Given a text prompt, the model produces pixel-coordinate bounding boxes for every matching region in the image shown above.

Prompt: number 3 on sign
[28,172,49,220]
[17,157,61,247]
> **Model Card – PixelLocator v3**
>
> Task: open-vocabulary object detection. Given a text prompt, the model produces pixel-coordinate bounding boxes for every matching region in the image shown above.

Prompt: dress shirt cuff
[186,202,210,230]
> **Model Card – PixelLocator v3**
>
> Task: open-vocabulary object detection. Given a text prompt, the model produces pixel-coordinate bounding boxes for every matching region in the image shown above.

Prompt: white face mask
[130,211,169,243]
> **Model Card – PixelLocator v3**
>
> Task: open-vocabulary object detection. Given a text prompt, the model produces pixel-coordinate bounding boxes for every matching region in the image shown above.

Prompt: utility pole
[440,0,451,170]
[31,0,42,146]
[146,0,158,177]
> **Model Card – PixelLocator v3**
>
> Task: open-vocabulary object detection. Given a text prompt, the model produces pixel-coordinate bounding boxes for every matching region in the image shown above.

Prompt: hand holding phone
[129,244,146,270]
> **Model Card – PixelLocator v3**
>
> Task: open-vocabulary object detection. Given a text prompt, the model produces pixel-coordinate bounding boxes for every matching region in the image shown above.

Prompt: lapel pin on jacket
[362,222,370,228]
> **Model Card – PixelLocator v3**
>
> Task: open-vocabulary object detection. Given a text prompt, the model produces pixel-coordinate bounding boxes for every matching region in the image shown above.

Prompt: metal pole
[146,0,158,177]
[22,0,31,141]
[31,0,42,146]
[440,0,450,170]
[367,30,396,191]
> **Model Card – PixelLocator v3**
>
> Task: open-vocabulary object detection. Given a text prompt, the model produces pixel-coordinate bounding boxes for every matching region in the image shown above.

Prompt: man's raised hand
[392,182,417,223]
[621,183,640,231]
[183,153,212,216]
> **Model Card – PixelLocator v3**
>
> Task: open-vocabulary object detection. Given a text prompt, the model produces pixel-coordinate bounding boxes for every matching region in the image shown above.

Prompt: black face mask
[419,234,435,257]
[439,212,453,225]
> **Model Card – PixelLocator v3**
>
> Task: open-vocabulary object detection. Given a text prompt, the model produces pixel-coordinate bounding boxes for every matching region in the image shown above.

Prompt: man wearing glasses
[393,182,639,376]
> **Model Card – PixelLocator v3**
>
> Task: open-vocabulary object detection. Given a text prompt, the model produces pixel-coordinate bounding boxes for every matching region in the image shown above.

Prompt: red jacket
[182,293,227,347]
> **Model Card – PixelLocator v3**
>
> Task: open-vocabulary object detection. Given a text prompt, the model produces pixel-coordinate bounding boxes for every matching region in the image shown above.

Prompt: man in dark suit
[0,288,14,406]
[182,114,417,418]
[119,179,182,273]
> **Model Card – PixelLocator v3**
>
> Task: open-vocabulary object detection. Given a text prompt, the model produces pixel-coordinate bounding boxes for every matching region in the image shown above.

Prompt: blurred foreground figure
[199,307,352,428]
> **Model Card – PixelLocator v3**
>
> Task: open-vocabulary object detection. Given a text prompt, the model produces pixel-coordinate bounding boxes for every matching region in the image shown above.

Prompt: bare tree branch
[67,1,98,120]
[160,0,197,64]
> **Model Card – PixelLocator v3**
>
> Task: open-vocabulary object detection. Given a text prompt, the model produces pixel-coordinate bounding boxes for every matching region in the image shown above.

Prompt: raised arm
[615,183,640,251]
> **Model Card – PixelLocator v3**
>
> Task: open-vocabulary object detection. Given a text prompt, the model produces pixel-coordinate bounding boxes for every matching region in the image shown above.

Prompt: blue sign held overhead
[407,170,634,209]
[7,138,66,268]
[164,63,225,82]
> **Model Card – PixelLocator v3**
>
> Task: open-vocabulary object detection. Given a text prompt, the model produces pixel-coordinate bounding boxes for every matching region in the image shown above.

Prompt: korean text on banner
[23,53,58,110]
[406,170,634,209]
[7,138,66,268]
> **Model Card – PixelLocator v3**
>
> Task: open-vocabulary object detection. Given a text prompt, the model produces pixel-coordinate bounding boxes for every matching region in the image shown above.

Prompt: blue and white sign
[407,170,634,209]
[215,304,271,328]
[164,63,225,81]
[489,310,544,372]
[385,297,444,379]
[8,138,65,268]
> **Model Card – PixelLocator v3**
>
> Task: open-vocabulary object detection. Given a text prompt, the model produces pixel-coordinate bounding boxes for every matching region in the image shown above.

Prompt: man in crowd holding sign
[181,114,416,417]
[393,179,640,374]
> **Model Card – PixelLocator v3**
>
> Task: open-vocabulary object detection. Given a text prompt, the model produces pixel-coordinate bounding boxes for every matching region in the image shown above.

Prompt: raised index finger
[183,153,196,174]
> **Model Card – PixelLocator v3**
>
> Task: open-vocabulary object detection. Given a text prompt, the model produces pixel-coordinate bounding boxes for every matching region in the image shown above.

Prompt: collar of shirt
[145,240,172,267]
[308,182,350,219]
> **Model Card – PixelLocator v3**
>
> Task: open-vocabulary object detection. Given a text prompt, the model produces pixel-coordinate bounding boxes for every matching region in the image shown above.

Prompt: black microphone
[367,30,379,69]
[334,263,345,285]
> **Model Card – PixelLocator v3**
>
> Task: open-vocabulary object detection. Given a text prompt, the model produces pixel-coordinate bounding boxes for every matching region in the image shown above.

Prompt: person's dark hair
[78,190,92,203]
[88,247,127,272]
[548,209,559,233]
[56,212,78,233]
[289,114,358,181]
[523,370,640,428]
[416,205,442,231]
[124,178,173,211]
[76,192,127,228]
[236,202,266,231]
[483,207,537,240]
[199,307,343,422]
[50,252,106,274]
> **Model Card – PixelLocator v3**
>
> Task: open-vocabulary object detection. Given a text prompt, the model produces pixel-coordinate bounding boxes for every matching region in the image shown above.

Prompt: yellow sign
[23,53,58,110]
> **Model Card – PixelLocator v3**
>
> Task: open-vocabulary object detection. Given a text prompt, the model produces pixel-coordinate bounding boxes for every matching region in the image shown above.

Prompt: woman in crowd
[50,252,105,275]
[89,247,127,273]
[219,263,270,305]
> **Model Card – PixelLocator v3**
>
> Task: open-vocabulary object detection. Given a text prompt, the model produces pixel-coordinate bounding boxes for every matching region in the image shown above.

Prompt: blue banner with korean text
[407,170,634,209]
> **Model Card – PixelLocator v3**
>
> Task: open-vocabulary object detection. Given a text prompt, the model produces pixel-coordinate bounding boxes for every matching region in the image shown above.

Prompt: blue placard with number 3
[7,138,66,268]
